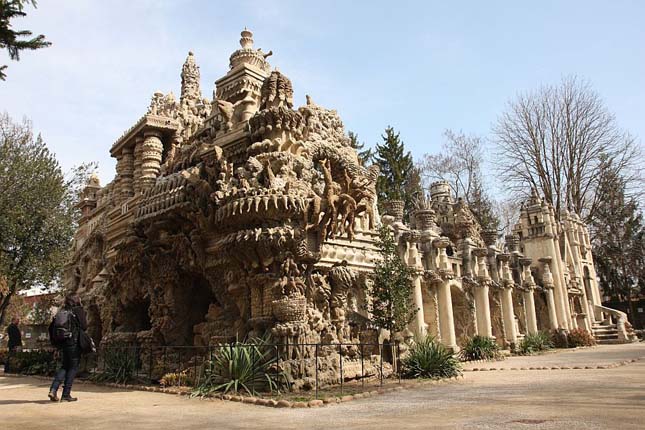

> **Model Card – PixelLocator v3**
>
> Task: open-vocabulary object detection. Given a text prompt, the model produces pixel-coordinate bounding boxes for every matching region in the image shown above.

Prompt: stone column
[132,136,144,195]
[434,237,457,350]
[407,245,426,337]
[498,254,518,346]
[140,130,164,190]
[540,257,559,330]
[523,289,538,334]
[520,258,538,335]
[473,248,492,338]
[120,146,134,200]
[437,280,458,350]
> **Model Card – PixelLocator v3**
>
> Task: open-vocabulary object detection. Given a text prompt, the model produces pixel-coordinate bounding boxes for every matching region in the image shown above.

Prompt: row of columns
[113,130,164,203]
[403,234,567,351]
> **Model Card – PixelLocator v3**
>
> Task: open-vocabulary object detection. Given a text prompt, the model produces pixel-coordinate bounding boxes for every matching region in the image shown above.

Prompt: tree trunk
[0,292,14,327]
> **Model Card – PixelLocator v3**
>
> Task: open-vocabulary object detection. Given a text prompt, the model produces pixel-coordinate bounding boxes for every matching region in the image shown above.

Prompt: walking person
[4,317,22,373]
[48,294,87,402]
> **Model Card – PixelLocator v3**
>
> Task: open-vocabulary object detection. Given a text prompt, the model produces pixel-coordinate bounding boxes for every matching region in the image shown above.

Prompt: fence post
[397,341,401,384]
[339,343,343,396]
[149,345,153,384]
[274,344,279,393]
[315,343,319,400]
[251,345,256,395]
[379,342,383,387]
[360,343,365,390]
[162,346,167,377]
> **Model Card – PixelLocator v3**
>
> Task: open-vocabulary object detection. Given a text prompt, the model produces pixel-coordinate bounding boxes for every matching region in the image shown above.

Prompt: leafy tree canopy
[0,112,91,325]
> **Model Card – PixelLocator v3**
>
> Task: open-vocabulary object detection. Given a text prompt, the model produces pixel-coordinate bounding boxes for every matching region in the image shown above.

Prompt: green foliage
[0,113,94,326]
[459,335,502,361]
[192,338,281,397]
[365,226,417,333]
[567,328,596,347]
[6,349,57,375]
[591,156,644,317]
[517,332,553,355]
[401,336,462,379]
[550,329,569,348]
[374,126,421,216]
[0,0,51,80]
[91,346,138,384]
[348,131,373,166]
[160,370,191,387]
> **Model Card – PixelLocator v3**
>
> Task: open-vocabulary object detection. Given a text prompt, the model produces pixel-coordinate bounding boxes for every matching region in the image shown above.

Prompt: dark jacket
[7,323,22,350]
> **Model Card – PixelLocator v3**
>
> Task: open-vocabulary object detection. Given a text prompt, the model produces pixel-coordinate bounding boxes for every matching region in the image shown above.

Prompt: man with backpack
[48,294,87,402]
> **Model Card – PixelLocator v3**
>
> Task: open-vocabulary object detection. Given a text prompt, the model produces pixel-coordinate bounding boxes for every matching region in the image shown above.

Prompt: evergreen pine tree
[348,131,373,166]
[590,156,645,321]
[0,0,51,80]
[366,226,418,333]
[374,126,420,215]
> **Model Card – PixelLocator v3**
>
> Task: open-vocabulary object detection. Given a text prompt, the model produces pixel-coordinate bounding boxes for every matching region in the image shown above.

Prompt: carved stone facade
[66,30,635,387]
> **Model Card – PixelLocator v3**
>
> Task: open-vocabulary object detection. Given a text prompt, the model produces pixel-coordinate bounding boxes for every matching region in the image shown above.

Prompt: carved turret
[180,51,202,105]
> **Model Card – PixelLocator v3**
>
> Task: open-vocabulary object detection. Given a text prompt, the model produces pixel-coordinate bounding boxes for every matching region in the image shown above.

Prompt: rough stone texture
[65,29,636,390]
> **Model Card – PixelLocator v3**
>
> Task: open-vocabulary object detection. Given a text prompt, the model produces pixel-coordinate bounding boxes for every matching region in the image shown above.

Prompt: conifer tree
[374,126,420,215]
[366,226,417,333]
[590,156,644,321]
[348,131,373,166]
[0,0,51,80]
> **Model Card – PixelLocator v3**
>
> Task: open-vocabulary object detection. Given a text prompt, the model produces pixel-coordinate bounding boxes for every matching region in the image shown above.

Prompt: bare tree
[493,76,641,222]
[420,130,500,231]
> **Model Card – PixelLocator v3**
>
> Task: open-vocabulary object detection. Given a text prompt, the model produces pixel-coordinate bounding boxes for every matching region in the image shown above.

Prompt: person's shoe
[61,395,78,402]
[48,391,59,402]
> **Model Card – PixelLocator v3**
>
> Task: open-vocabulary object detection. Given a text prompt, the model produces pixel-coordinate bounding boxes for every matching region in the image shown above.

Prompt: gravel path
[1,343,644,430]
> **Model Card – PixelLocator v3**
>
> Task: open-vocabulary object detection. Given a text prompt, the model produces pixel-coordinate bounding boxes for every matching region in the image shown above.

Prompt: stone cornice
[110,114,180,157]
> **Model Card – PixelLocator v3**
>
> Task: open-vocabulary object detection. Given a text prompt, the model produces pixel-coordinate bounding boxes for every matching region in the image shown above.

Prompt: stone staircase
[592,322,621,344]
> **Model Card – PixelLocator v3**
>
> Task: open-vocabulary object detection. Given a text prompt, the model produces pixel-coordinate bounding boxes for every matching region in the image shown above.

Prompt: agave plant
[192,337,281,397]
[401,336,462,379]
[517,331,553,355]
[460,335,501,361]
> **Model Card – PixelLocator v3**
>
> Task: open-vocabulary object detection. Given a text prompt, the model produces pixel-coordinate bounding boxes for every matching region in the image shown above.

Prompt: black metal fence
[73,341,402,398]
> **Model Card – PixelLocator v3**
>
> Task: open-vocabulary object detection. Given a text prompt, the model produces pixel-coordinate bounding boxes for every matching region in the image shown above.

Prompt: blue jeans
[50,347,80,397]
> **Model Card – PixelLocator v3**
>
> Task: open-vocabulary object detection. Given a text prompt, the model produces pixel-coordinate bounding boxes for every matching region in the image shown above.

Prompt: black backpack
[48,308,75,347]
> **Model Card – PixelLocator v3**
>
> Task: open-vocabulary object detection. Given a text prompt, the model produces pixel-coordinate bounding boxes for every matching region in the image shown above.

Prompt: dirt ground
[1,343,644,430]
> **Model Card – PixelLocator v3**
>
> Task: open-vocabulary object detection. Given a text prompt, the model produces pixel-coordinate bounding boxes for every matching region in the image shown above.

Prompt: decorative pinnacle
[240,28,254,49]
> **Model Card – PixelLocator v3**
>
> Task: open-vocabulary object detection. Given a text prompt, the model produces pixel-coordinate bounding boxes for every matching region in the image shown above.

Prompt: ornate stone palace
[65,30,634,382]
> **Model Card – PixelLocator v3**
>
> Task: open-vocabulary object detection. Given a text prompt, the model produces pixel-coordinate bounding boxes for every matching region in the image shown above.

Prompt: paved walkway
[1,343,644,430]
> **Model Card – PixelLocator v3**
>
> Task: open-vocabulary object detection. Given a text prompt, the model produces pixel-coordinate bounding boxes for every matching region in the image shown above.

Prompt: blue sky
[1,0,643,189]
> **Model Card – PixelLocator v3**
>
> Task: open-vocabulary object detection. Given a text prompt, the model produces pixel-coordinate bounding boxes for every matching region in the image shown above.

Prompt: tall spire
[181,51,201,105]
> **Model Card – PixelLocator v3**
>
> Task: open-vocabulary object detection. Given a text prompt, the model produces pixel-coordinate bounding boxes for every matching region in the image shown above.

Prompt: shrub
[517,332,553,355]
[6,350,57,375]
[568,328,596,347]
[401,336,461,379]
[192,338,281,397]
[160,370,191,387]
[459,335,502,361]
[550,329,570,348]
[91,345,137,384]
